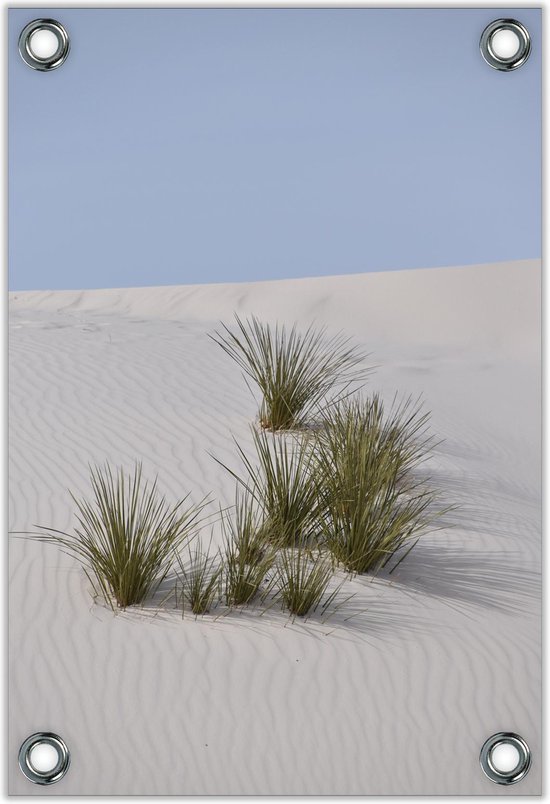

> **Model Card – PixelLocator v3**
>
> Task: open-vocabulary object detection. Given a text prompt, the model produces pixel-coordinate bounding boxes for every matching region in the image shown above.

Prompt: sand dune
[9,259,541,794]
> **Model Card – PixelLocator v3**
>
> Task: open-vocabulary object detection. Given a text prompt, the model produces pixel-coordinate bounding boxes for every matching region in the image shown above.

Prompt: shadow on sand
[90,452,540,642]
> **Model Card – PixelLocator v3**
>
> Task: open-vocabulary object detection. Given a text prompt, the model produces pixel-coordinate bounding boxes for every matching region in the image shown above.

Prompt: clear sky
[9,8,541,291]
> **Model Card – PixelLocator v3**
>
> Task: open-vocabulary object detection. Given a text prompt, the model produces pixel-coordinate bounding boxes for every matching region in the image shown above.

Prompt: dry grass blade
[175,536,222,615]
[26,462,208,609]
[315,395,446,574]
[210,315,370,430]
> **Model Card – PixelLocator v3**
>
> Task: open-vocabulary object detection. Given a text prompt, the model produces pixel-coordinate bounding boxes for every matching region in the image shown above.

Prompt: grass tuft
[210,315,370,430]
[29,463,207,609]
[216,427,321,547]
[276,547,337,617]
[221,493,276,606]
[175,536,222,615]
[315,395,443,573]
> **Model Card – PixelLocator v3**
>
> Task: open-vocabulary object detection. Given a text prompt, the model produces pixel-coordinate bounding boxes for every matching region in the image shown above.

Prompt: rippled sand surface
[9,260,541,794]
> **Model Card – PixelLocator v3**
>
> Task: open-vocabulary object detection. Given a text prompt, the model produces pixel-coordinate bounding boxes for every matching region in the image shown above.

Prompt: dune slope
[9,259,541,794]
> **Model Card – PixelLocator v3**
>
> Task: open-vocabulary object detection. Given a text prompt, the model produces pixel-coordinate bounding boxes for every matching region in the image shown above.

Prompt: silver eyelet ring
[479,732,531,785]
[18,19,70,72]
[18,732,70,785]
[480,19,531,72]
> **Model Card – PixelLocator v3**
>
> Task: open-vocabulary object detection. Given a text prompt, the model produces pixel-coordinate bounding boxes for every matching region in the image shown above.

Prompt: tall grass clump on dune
[222,493,276,606]
[315,395,443,574]
[175,537,222,615]
[28,463,208,609]
[216,427,321,547]
[276,547,338,617]
[210,315,370,430]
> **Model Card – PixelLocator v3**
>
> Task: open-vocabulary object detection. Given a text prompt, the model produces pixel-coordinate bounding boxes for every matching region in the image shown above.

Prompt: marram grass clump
[275,546,338,617]
[216,427,322,548]
[221,493,276,606]
[314,395,444,574]
[210,315,370,430]
[175,536,222,615]
[27,463,208,609]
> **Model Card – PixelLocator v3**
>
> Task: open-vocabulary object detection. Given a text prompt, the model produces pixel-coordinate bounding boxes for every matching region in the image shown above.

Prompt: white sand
[9,259,541,795]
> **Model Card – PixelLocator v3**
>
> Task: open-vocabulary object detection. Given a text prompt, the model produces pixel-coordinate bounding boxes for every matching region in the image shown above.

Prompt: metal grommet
[480,732,531,785]
[18,732,70,785]
[18,19,70,72]
[480,19,531,71]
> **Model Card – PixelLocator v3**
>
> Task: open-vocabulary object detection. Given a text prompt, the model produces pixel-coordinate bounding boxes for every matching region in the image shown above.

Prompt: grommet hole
[18,733,70,785]
[27,28,60,61]
[490,29,520,60]
[18,19,70,71]
[480,19,531,72]
[27,742,60,774]
[490,741,521,773]
[480,732,531,785]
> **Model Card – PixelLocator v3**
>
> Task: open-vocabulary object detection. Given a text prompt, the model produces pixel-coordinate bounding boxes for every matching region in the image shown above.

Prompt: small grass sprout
[210,315,370,430]
[28,462,208,609]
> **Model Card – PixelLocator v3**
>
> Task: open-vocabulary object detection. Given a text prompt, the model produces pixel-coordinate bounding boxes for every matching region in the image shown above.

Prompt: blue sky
[9,8,541,291]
